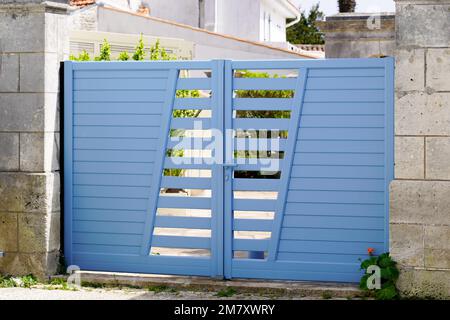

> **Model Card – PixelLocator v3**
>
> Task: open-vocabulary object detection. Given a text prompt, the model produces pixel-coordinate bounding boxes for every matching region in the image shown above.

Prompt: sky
[290,0,395,16]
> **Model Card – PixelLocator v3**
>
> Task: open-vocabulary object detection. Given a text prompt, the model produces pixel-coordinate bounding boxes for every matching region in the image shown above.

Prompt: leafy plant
[118,51,131,61]
[132,34,146,61]
[216,287,237,297]
[69,50,91,61]
[150,39,173,60]
[0,274,37,288]
[287,3,324,45]
[148,285,177,293]
[94,39,111,61]
[359,250,400,300]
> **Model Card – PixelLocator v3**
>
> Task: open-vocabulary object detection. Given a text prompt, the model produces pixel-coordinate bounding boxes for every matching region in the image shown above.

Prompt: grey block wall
[0,0,69,277]
[318,13,396,58]
[391,0,450,298]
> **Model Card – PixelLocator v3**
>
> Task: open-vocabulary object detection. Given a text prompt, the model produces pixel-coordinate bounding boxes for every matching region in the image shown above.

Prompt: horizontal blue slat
[304,90,384,103]
[233,239,269,251]
[234,219,273,232]
[232,259,359,274]
[151,235,210,249]
[233,199,277,211]
[73,69,170,79]
[74,185,150,198]
[74,114,162,127]
[74,162,154,174]
[174,98,211,110]
[161,177,211,189]
[74,102,163,114]
[233,78,296,90]
[288,178,385,192]
[73,232,142,246]
[285,202,384,217]
[306,77,384,90]
[73,244,141,255]
[74,78,168,90]
[73,220,144,234]
[293,153,385,166]
[299,115,385,128]
[287,190,385,205]
[291,165,385,179]
[74,173,152,187]
[73,209,146,223]
[171,118,211,130]
[276,252,363,264]
[295,140,385,153]
[281,227,384,242]
[158,196,211,209]
[278,240,385,255]
[298,127,385,140]
[74,126,162,138]
[74,150,156,162]
[308,68,385,78]
[74,138,158,151]
[155,216,211,229]
[74,90,166,102]
[232,178,280,191]
[72,60,213,70]
[73,197,148,210]
[301,102,385,116]
[177,78,211,90]
[282,215,384,230]
[230,59,386,70]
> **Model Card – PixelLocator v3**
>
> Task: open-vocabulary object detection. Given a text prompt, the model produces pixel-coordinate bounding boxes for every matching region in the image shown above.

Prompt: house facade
[142,0,300,43]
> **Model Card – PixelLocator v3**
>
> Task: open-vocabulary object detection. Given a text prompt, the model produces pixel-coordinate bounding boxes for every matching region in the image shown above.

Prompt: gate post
[0,0,70,277]
[391,0,450,298]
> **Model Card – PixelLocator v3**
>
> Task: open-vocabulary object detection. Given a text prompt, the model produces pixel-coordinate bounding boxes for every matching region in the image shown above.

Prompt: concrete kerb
[50,271,363,298]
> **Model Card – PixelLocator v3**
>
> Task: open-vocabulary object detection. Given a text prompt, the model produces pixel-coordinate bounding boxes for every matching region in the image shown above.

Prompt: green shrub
[132,35,146,61]
[94,39,111,61]
[69,50,91,61]
[359,252,400,300]
[118,51,131,61]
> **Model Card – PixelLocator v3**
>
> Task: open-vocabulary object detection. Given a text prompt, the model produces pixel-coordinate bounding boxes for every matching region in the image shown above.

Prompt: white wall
[216,0,260,41]
[142,0,200,27]
[260,0,288,42]
[96,6,312,60]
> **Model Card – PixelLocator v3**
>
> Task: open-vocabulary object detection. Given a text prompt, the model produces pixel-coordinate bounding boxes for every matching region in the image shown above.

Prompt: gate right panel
[228,58,394,282]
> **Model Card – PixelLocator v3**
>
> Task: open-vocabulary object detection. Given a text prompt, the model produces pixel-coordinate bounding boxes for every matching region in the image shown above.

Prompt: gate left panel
[64,61,220,277]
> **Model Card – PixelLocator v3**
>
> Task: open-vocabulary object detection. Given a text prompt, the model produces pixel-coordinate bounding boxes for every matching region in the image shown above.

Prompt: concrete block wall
[318,13,396,58]
[391,0,450,298]
[0,0,68,277]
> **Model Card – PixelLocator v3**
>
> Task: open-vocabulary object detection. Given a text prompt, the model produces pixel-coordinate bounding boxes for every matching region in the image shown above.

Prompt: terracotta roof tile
[70,0,95,8]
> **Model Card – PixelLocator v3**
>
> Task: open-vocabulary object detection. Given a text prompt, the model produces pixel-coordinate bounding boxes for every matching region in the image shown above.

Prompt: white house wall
[96,6,312,60]
[143,0,200,28]
[260,0,289,42]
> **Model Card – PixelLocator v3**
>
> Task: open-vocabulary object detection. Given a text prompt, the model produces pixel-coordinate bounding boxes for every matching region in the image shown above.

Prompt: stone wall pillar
[0,0,69,277]
[391,0,450,298]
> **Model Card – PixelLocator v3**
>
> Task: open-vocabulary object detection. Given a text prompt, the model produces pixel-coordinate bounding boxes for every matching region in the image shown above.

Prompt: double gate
[64,58,394,282]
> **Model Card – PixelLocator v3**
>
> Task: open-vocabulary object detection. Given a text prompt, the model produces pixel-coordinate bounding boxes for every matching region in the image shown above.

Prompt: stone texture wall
[391,0,450,298]
[318,12,395,58]
[0,1,68,277]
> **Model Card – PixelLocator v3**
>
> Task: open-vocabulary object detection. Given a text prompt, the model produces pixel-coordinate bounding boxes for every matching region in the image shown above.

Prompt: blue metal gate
[64,58,394,282]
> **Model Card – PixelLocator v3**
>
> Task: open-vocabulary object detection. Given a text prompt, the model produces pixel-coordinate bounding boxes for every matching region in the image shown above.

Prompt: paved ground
[0,287,343,300]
